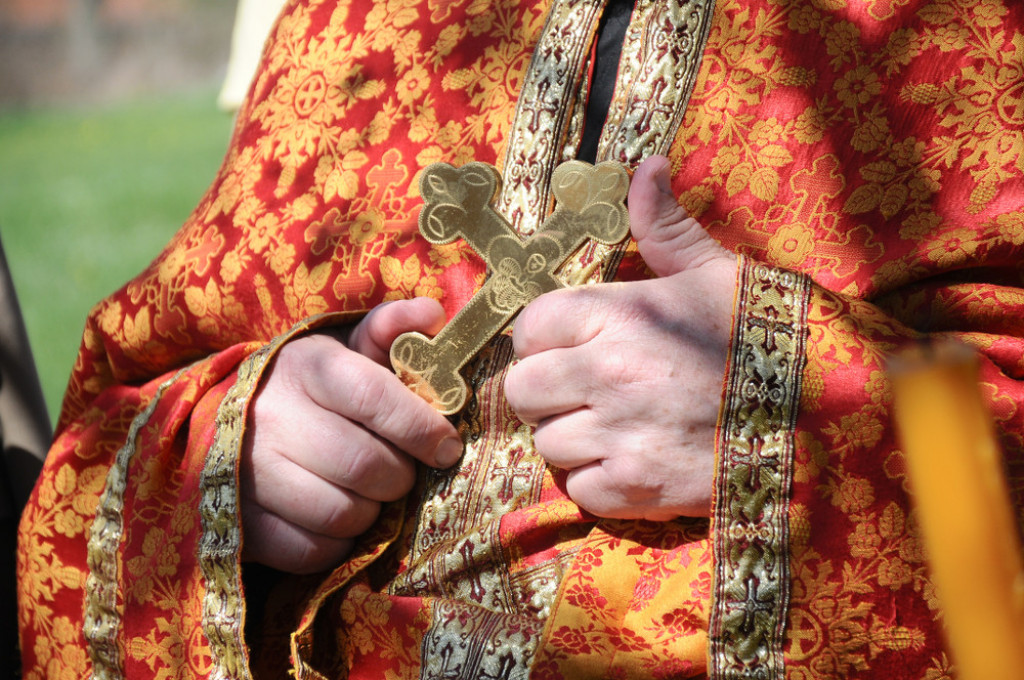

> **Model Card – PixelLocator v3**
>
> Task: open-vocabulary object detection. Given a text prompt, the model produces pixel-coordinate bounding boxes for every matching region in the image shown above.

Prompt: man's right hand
[239,297,463,574]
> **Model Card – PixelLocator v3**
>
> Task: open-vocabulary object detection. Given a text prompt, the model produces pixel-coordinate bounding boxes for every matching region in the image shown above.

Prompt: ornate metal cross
[390,160,630,414]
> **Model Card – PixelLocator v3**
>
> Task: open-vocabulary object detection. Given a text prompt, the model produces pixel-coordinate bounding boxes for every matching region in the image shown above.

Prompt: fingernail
[653,159,673,196]
[435,436,464,467]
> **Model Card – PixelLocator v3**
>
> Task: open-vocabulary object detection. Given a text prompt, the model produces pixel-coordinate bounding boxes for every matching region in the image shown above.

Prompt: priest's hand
[504,155,738,521]
[240,298,463,574]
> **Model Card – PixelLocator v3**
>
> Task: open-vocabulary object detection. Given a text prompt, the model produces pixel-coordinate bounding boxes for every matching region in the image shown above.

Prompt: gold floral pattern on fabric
[781,288,938,680]
[902,2,1024,214]
[710,257,810,680]
[21,0,1024,678]
[677,0,1023,296]
[666,2,1024,677]
[84,369,186,680]
[58,0,551,389]
[18,459,97,678]
[529,521,713,679]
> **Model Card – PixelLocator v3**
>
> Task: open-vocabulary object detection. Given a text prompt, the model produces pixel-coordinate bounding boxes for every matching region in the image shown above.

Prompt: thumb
[629,155,731,277]
[347,297,447,365]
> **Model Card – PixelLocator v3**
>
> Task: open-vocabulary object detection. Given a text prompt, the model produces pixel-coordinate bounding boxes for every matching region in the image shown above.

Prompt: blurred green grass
[0,90,234,420]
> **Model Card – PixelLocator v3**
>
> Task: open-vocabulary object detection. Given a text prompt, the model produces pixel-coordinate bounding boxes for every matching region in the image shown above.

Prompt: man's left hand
[504,155,738,520]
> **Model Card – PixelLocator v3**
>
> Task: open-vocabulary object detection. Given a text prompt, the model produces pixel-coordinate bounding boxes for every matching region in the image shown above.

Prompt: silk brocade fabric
[16,1,1024,679]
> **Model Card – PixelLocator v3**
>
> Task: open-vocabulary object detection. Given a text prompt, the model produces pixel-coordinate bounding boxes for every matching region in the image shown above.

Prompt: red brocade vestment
[17,0,1024,678]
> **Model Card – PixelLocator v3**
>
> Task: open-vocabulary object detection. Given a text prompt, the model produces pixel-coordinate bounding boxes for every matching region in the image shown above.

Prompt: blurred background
[0,0,252,420]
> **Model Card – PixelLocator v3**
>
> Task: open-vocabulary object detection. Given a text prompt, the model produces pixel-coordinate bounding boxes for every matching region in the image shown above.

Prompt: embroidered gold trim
[710,258,810,680]
[598,0,716,163]
[389,336,544,612]
[85,369,187,680]
[199,337,286,680]
[393,0,720,675]
[498,0,715,238]
[558,0,717,286]
[497,0,604,235]
[421,600,547,680]
[200,315,349,679]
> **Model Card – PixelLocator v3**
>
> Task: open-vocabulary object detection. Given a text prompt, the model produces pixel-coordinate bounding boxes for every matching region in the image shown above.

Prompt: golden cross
[390,160,630,414]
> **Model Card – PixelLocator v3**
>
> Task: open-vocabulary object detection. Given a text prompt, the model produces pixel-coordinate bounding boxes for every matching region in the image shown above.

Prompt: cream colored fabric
[217,0,289,111]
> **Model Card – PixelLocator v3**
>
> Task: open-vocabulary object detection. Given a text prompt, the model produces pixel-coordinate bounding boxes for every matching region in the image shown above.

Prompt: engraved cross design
[390,160,630,414]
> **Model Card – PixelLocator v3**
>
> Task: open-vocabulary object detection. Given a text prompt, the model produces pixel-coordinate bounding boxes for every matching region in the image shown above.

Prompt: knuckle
[564,472,613,518]
[405,404,447,442]
[592,348,636,387]
[609,465,659,508]
[334,445,415,499]
[280,333,328,374]
[516,289,571,349]
[531,427,556,461]
[377,465,417,500]
[332,445,381,488]
[248,392,287,437]
[317,498,353,537]
[512,306,542,357]
[242,448,289,502]
[503,364,526,411]
[319,496,380,538]
[344,366,391,421]
[242,505,352,574]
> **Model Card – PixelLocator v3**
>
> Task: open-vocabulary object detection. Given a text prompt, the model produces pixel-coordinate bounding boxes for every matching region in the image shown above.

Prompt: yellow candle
[891,342,1024,680]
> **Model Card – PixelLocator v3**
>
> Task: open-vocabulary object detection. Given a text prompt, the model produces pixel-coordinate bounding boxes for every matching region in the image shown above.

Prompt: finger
[564,462,681,522]
[329,360,462,467]
[244,454,384,539]
[507,334,654,423]
[513,285,620,358]
[240,504,355,575]
[629,155,729,277]
[531,409,607,470]
[563,452,713,520]
[348,297,447,365]
[250,356,422,494]
[286,338,462,467]
[564,462,658,520]
[505,348,597,424]
[261,402,418,501]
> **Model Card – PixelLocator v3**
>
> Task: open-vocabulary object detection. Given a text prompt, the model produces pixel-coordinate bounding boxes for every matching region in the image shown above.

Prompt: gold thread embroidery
[420,600,547,680]
[199,318,332,680]
[85,369,187,680]
[390,0,719,675]
[199,339,283,680]
[559,0,717,285]
[710,257,810,680]
[497,0,605,234]
[389,336,554,680]
[390,336,544,612]
[599,0,716,163]
[497,0,717,231]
